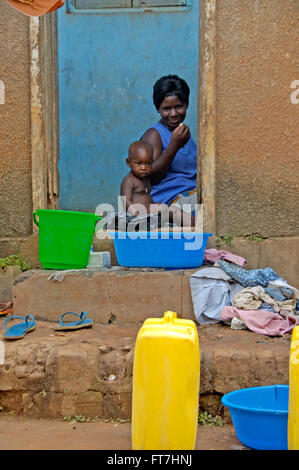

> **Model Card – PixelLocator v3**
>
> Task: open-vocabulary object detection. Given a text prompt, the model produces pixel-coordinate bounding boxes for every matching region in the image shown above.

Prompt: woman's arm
[141,124,190,184]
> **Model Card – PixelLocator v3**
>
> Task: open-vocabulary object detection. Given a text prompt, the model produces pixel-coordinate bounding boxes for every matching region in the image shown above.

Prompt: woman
[141,75,197,212]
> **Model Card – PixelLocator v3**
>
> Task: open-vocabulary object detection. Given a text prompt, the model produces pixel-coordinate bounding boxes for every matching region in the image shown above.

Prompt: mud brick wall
[215,0,299,237]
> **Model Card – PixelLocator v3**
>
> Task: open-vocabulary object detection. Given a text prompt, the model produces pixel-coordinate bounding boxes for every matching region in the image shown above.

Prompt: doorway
[57,0,199,211]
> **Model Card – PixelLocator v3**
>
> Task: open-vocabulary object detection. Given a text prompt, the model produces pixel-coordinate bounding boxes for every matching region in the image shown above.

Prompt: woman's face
[158,95,187,130]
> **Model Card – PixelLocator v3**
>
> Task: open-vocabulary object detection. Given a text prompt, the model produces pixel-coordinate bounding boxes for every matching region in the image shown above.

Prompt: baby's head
[126,141,153,179]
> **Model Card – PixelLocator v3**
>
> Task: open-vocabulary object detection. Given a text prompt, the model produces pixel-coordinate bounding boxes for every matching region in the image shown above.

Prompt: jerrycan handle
[32,212,39,227]
[163,311,177,323]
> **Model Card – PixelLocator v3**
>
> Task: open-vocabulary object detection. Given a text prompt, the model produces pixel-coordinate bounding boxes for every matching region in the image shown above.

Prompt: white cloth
[47,269,88,282]
[189,266,244,325]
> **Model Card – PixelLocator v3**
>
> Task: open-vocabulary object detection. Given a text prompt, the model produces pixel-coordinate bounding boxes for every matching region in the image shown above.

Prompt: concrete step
[12,268,198,324]
[0,319,290,421]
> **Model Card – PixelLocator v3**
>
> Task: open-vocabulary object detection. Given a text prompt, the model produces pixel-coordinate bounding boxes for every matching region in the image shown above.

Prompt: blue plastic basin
[110,232,212,268]
[221,385,289,450]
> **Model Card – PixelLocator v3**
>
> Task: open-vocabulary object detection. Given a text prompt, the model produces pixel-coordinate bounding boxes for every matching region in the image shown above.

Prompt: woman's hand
[170,123,190,150]
[141,123,191,183]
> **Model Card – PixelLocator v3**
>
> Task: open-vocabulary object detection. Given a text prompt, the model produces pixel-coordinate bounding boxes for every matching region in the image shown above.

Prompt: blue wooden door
[57,0,199,212]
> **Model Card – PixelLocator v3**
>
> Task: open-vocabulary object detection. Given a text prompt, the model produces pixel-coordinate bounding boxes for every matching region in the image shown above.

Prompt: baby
[120,141,195,227]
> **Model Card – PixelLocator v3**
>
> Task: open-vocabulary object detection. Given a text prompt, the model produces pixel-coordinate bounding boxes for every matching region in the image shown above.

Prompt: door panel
[57,1,199,211]
[133,1,188,7]
[74,0,131,8]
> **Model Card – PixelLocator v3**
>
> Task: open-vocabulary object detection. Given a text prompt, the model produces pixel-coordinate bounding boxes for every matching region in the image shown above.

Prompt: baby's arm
[120,176,139,216]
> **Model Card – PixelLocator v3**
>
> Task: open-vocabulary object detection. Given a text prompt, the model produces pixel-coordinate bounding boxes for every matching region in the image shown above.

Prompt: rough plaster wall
[216,0,299,237]
[0,3,32,239]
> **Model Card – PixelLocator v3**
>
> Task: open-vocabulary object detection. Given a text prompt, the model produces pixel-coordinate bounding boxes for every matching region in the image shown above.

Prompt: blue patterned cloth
[217,260,279,288]
[259,302,275,313]
[264,287,287,302]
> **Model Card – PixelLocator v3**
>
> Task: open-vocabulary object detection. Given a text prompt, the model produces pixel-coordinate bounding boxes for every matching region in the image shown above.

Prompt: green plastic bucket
[33,209,102,270]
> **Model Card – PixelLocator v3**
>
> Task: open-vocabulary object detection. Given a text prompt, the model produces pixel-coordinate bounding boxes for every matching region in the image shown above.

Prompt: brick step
[12,268,198,324]
[0,320,290,421]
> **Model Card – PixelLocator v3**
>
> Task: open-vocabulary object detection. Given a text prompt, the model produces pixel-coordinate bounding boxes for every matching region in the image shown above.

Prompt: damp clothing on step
[221,306,297,337]
[189,264,299,331]
[148,122,197,206]
[189,266,244,325]
[216,260,280,287]
[217,260,299,301]
[231,286,297,316]
[204,248,247,267]
[267,278,299,301]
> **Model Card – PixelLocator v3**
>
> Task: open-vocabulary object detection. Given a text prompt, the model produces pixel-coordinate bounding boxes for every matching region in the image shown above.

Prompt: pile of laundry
[190,248,299,337]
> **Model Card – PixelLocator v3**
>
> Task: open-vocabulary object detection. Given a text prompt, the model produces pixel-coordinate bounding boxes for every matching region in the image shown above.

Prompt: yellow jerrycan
[131,311,200,450]
[288,325,299,449]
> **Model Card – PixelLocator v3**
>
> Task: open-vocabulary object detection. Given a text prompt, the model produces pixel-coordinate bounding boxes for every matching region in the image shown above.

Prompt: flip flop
[3,314,36,340]
[54,311,93,331]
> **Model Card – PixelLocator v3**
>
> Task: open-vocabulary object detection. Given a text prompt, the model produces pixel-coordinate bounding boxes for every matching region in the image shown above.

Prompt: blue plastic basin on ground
[221,385,289,450]
[110,232,213,268]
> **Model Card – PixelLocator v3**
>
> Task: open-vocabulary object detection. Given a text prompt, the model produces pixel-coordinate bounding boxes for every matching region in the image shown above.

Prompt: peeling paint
[198,0,217,235]
[29,16,47,221]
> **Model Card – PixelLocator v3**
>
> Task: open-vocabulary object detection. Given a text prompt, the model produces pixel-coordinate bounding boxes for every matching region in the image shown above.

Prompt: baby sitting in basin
[120,141,195,228]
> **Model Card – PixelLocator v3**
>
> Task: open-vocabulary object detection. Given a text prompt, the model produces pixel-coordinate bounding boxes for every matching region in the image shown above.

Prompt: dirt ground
[0,413,247,451]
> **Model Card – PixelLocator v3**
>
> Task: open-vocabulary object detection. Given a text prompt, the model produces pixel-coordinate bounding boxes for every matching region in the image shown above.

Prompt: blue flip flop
[54,311,93,331]
[3,314,36,340]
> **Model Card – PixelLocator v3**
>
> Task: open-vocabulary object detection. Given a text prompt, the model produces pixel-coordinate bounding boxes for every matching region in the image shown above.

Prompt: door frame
[198,0,217,234]
[29,13,59,230]
[31,0,217,234]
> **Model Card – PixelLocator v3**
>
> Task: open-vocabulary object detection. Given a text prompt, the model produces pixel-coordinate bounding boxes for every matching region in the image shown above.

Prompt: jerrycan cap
[163,311,177,323]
